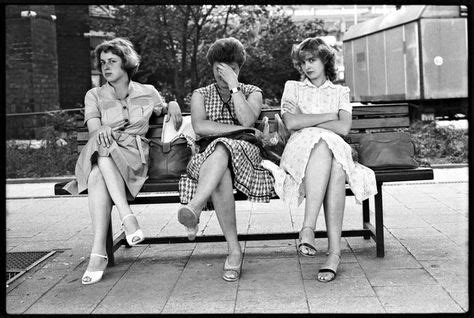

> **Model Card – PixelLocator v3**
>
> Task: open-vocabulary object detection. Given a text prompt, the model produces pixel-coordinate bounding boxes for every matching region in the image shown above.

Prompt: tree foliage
[90,5,330,110]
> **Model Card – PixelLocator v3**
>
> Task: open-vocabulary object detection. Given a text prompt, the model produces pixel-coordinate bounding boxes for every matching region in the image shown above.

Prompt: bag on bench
[196,128,259,153]
[148,137,192,179]
[358,132,418,169]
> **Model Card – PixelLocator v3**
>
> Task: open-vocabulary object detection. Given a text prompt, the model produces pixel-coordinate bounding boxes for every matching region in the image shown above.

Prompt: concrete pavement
[5,167,469,314]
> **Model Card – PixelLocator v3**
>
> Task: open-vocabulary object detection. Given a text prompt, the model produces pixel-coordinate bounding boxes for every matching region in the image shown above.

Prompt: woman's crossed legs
[301,140,345,281]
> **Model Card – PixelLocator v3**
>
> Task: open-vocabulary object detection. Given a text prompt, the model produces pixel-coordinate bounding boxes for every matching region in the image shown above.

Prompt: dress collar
[103,80,136,99]
[302,78,335,89]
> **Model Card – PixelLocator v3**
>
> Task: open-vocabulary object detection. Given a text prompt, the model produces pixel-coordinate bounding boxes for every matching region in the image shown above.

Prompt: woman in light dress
[262,37,377,282]
[64,38,182,284]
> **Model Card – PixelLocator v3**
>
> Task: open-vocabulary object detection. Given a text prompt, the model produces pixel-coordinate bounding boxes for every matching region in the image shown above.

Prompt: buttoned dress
[274,79,377,206]
[179,83,275,210]
[63,81,165,200]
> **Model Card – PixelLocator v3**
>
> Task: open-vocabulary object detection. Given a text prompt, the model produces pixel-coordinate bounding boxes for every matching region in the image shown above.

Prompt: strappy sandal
[82,253,108,285]
[177,204,200,241]
[121,214,144,246]
[222,255,243,282]
[297,226,317,257]
[317,252,341,283]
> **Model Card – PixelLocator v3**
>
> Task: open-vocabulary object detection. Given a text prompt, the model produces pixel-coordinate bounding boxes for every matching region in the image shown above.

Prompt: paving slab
[5,172,469,314]
[374,285,462,313]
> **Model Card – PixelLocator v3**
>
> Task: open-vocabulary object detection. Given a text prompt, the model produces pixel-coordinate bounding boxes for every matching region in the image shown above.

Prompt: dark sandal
[317,252,340,282]
[297,226,317,257]
[177,204,200,240]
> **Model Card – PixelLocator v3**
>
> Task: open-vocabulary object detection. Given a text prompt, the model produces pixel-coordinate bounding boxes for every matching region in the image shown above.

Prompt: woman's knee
[212,143,230,161]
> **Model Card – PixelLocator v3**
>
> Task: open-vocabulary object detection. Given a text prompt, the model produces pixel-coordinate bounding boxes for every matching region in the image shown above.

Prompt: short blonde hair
[94,37,141,78]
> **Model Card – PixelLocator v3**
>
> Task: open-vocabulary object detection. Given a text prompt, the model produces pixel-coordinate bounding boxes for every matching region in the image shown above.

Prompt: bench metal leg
[362,199,371,239]
[106,221,115,266]
[374,182,385,257]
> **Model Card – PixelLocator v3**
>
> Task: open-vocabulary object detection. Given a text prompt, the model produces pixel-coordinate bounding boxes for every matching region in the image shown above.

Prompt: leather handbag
[148,137,192,179]
[196,128,259,153]
[358,132,418,169]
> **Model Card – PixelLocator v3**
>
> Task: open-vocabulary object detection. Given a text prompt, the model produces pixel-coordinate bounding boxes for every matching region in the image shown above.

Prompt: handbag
[148,137,192,179]
[258,114,290,165]
[358,132,419,169]
[196,128,259,153]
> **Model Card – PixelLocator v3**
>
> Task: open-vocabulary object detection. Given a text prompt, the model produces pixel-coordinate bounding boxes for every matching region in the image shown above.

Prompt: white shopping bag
[161,115,196,143]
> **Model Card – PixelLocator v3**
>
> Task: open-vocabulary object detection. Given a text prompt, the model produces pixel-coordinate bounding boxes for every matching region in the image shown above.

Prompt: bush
[6,111,81,178]
[410,121,468,164]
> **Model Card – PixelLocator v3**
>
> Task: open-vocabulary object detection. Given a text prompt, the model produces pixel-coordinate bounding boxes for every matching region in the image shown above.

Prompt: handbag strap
[215,83,238,125]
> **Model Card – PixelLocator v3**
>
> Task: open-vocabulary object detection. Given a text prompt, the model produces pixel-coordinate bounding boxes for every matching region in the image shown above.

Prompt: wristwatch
[230,86,241,94]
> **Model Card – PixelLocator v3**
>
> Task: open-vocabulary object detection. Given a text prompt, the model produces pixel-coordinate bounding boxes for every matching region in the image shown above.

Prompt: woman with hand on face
[63,38,182,284]
[177,37,275,282]
[262,37,377,282]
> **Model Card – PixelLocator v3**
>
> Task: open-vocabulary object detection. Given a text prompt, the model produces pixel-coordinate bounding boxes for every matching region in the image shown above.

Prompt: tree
[89,5,330,109]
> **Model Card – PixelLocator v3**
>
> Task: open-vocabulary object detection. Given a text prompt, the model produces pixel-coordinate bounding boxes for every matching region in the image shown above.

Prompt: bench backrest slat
[75,103,411,149]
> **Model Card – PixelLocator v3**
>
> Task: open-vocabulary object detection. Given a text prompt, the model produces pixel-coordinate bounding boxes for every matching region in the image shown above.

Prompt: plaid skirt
[179,137,275,211]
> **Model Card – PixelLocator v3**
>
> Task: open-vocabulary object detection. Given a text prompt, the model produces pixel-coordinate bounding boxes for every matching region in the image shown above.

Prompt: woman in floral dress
[262,37,377,282]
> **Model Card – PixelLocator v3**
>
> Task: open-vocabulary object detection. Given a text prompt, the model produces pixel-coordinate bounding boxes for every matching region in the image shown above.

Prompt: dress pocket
[101,101,122,124]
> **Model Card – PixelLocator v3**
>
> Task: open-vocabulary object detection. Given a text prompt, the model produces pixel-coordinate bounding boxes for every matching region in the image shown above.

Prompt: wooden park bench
[55,102,433,265]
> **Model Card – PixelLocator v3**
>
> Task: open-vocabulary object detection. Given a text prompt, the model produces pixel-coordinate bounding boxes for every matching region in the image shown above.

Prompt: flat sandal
[317,252,341,283]
[297,226,317,257]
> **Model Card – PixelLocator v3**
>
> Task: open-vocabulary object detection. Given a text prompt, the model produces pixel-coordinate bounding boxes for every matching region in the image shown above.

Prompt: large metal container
[343,5,467,103]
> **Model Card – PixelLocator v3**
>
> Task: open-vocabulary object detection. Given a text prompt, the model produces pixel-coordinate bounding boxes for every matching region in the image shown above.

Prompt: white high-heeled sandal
[121,213,144,246]
[82,253,108,285]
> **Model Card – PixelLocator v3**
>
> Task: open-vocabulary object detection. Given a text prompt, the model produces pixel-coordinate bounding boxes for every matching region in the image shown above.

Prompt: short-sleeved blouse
[269,79,377,206]
[63,81,166,199]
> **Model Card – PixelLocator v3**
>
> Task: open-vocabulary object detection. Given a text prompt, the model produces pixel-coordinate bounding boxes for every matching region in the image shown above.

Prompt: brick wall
[6,5,60,138]
[55,5,91,109]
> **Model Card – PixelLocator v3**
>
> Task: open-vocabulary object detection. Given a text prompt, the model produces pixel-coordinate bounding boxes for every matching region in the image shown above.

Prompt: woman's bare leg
[319,158,346,281]
[300,140,333,255]
[211,168,241,265]
[188,143,231,217]
[96,156,138,232]
[86,165,113,271]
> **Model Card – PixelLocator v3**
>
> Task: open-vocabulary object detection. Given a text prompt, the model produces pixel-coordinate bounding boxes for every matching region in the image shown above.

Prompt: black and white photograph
[4,3,470,314]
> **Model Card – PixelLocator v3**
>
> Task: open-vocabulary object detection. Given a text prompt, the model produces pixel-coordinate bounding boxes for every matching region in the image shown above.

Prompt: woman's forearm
[283,113,338,130]
[232,92,259,127]
[316,120,351,136]
[193,119,250,136]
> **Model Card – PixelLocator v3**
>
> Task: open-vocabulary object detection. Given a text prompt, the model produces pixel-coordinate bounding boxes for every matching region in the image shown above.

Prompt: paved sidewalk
[5,168,469,314]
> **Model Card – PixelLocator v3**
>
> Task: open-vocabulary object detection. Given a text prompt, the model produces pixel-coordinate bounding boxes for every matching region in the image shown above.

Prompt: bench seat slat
[351,117,410,130]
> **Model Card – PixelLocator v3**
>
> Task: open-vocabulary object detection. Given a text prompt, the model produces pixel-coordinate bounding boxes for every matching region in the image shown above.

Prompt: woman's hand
[96,125,113,148]
[166,101,183,130]
[217,63,239,89]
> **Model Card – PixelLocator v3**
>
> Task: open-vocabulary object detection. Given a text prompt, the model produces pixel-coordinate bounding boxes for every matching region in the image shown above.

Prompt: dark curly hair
[94,37,141,79]
[206,37,247,68]
[291,37,337,82]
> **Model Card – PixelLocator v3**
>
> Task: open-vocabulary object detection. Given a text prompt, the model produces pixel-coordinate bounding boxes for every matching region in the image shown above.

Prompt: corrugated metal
[404,22,421,99]
[385,27,406,100]
[353,38,369,100]
[343,41,355,100]
[343,5,425,41]
[421,18,468,99]
[367,32,386,99]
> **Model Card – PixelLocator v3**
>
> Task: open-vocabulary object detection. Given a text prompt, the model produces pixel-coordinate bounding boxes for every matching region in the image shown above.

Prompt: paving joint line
[159,238,198,313]
[91,245,149,313]
[382,224,467,309]
[345,238,388,313]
